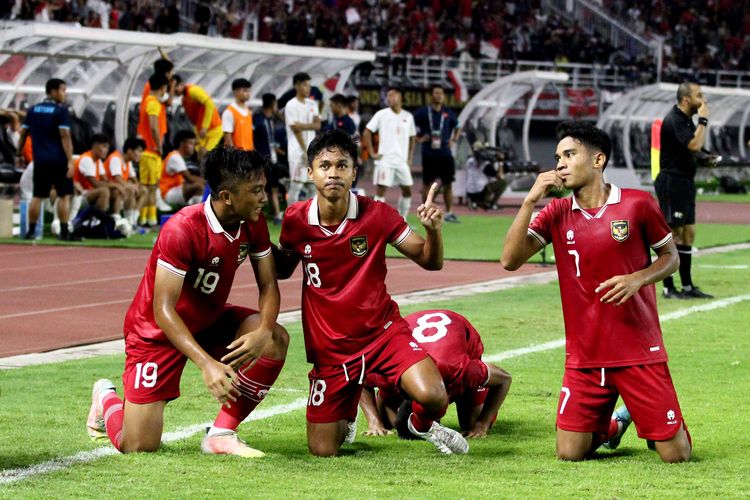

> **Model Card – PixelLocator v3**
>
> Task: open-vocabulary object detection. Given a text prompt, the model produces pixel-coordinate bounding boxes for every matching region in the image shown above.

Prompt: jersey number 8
[411,312,452,343]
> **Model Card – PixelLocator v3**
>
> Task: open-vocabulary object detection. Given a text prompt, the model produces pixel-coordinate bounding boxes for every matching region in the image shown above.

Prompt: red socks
[212,356,285,431]
[102,392,124,451]
[410,401,447,433]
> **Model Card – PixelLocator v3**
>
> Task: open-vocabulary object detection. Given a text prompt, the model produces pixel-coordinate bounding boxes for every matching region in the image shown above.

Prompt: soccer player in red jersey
[358,309,512,439]
[276,129,467,456]
[501,121,691,463]
[86,147,289,458]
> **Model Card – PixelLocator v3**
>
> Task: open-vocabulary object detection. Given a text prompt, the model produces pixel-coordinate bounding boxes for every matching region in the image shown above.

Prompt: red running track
[0,244,546,357]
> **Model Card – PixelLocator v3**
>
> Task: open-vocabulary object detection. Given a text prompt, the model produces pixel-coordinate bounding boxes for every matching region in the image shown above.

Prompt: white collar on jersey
[307,191,358,236]
[571,184,621,220]
[204,196,243,241]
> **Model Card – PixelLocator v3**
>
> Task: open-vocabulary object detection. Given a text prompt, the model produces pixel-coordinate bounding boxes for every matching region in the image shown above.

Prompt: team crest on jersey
[611,220,629,242]
[238,243,249,264]
[350,236,368,257]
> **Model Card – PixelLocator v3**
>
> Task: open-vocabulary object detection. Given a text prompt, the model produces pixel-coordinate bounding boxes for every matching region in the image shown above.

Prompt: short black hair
[307,129,358,168]
[91,133,110,146]
[149,73,169,90]
[171,74,183,85]
[203,146,269,194]
[123,137,146,152]
[45,78,65,94]
[293,72,311,85]
[555,121,612,169]
[387,86,402,95]
[153,58,174,76]
[677,81,696,102]
[345,95,359,105]
[173,129,196,147]
[330,93,347,105]
[430,84,445,93]
[232,78,252,90]
[262,93,276,109]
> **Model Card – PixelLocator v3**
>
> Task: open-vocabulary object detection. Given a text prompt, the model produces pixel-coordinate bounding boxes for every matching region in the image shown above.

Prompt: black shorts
[422,154,455,185]
[654,172,696,226]
[33,161,74,198]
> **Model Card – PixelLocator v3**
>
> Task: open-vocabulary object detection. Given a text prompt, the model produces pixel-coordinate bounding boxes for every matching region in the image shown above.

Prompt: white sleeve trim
[249,247,272,259]
[391,226,412,247]
[157,258,187,277]
[651,232,673,249]
[527,227,547,246]
[481,361,492,387]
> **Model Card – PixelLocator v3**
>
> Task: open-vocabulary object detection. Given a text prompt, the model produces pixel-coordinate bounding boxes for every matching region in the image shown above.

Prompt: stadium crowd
[5,0,750,74]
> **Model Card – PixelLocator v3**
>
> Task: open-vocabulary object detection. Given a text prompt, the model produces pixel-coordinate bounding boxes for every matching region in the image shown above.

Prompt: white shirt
[166,152,187,176]
[78,155,105,179]
[221,102,250,133]
[284,97,319,159]
[365,107,416,164]
[107,155,136,179]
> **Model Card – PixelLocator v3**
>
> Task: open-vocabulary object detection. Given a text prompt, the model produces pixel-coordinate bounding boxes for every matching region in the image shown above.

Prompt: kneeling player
[87,147,288,457]
[359,310,512,439]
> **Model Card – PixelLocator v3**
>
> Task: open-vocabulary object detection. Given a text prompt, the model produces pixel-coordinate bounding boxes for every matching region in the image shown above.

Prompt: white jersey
[107,154,136,179]
[221,102,250,133]
[365,107,416,165]
[284,97,319,160]
[165,152,187,175]
[78,155,105,179]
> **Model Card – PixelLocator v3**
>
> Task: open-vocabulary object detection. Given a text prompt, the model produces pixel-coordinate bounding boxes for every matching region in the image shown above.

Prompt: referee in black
[655,82,713,299]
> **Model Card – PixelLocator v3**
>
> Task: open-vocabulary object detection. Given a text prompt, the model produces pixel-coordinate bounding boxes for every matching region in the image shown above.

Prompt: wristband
[698,117,708,126]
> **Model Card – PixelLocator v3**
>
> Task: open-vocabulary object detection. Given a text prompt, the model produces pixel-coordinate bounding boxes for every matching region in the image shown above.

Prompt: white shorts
[165,186,186,207]
[373,159,413,188]
[288,155,311,183]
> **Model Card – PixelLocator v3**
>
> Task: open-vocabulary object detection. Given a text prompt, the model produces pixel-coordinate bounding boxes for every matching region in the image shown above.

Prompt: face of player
[49,84,67,104]
[92,142,109,160]
[174,81,185,95]
[126,146,143,163]
[554,136,605,189]
[234,87,250,104]
[181,138,196,157]
[295,80,311,99]
[431,87,445,106]
[348,99,358,113]
[226,176,268,223]
[330,101,343,116]
[387,90,402,110]
[308,146,357,200]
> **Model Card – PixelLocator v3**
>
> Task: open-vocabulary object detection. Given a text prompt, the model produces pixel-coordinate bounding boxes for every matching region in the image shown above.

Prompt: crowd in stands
[5,0,750,75]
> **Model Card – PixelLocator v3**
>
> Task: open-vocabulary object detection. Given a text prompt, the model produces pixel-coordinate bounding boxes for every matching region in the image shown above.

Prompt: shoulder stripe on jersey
[157,258,187,277]
[391,226,412,247]
[250,247,272,259]
[651,232,673,249]
[527,228,547,246]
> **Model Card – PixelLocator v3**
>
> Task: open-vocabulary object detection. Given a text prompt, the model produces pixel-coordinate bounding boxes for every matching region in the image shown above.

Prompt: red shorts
[556,363,686,441]
[123,305,257,404]
[306,326,430,423]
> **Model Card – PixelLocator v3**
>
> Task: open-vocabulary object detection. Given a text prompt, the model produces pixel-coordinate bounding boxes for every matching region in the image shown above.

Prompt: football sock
[102,392,124,451]
[211,356,285,432]
[409,401,447,433]
[677,244,693,289]
[147,205,157,222]
[60,223,69,238]
[139,206,148,223]
[607,417,620,439]
[397,196,411,219]
[663,276,675,291]
[26,222,36,236]
[373,195,385,202]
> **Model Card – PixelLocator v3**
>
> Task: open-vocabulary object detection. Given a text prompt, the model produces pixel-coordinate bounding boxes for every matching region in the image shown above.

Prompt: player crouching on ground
[359,309,512,440]
[501,121,691,463]
[275,129,467,456]
[87,147,289,457]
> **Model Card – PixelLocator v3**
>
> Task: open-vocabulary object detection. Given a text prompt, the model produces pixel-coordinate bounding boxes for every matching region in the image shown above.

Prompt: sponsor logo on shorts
[674,211,684,220]
[409,341,422,351]
[667,409,677,424]
[350,235,368,257]
[238,243,249,264]
[611,220,629,242]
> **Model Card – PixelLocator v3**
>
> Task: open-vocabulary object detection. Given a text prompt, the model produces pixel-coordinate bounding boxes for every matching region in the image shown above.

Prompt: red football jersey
[365,310,489,402]
[124,200,272,342]
[528,185,673,368]
[279,194,412,364]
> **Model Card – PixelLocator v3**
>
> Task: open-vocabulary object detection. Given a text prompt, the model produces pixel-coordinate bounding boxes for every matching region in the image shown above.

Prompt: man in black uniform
[655,82,713,299]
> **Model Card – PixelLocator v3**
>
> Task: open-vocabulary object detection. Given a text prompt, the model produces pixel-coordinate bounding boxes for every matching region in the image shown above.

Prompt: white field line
[0,274,143,293]
[3,294,749,486]
[0,398,308,486]
[696,265,748,269]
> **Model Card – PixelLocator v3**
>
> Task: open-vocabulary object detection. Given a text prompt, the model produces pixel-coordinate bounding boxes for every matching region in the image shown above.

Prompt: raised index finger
[425,182,439,205]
